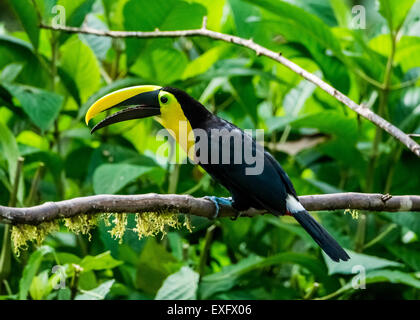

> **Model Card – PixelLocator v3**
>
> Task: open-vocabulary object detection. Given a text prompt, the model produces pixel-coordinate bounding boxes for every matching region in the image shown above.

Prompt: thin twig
[38,22,420,157]
[0,193,419,225]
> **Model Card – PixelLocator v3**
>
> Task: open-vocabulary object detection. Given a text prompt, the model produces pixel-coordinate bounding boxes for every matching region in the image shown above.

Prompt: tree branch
[39,22,420,158]
[0,193,419,225]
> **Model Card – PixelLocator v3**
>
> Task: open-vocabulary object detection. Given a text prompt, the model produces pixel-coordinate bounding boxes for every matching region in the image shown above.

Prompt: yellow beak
[85,85,162,125]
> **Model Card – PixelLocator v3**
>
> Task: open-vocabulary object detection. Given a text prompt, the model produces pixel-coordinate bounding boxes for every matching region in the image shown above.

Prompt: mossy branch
[0,193,419,226]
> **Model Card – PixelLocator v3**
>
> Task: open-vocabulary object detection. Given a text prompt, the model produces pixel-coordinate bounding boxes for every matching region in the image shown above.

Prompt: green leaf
[8,0,40,49]
[263,216,314,245]
[56,252,82,265]
[387,244,420,271]
[378,0,415,32]
[0,63,24,83]
[155,266,199,300]
[123,0,206,65]
[229,0,263,39]
[79,251,123,272]
[29,270,51,300]
[330,0,351,28]
[0,122,24,202]
[136,238,181,294]
[19,246,54,300]
[381,212,420,236]
[93,163,153,194]
[81,15,112,60]
[75,280,115,300]
[324,249,403,275]
[246,0,349,92]
[0,122,19,184]
[335,269,420,297]
[369,35,420,73]
[57,0,96,44]
[200,252,330,299]
[365,269,420,289]
[0,35,49,87]
[283,77,318,116]
[60,37,100,103]
[291,111,364,169]
[182,46,227,80]
[57,67,81,106]
[131,48,188,84]
[58,288,72,300]
[3,83,63,132]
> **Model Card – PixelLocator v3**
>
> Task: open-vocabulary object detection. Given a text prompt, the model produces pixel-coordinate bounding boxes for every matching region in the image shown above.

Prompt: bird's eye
[160,96,168,104]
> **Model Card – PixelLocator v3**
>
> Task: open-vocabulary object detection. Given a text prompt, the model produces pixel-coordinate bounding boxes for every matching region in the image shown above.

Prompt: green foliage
[155,266,199,300]
[0,0,419,300]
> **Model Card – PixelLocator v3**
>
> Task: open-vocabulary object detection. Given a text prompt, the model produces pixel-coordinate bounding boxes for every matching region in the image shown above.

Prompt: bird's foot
[204,196,233,219]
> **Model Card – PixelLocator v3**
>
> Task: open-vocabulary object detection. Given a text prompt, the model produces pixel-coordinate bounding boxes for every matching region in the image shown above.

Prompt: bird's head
[85,85,210,134]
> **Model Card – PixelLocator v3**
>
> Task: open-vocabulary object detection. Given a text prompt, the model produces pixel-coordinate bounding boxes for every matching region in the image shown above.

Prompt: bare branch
[0,193,419,225]
[39,23,420,157]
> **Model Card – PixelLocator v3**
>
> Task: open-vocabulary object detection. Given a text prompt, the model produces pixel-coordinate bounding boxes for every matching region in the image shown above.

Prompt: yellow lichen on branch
[10,212,193,255]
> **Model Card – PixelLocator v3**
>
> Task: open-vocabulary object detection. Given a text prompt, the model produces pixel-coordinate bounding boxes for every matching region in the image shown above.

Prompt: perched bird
[85,85,350,262]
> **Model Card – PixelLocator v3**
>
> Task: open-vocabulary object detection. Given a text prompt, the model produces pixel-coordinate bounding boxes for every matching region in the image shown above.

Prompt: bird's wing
[199,125,291,214]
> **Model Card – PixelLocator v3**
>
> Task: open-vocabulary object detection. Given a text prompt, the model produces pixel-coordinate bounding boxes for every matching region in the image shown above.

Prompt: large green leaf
[0,63,24,83]
[75,280,115,300]
[123,0,206,66]
[381,212,420,236]
[79,251,123,272]
[19,246,54,300]
[81,14,112,60]
[93,163,153,194]
[244,0,342,56]
[369,35,420,73]
[283,77,318,116]
[131,47,188,84]
[0,122,24,202]
[324,249,402,275]
[387,244,420,272]
[330,269,420,298]
[182,46,227,80]
[0,35,49,87]
[3,83,63,132]
[246,0,349,92]
[378,0,415,32]
[0,122,20,184]
[57,0,96,44]
[8,0,40,50]
[229,0,263,39]
[136,238,182,294]
[155,266,199,300]
[200,252,330,299]
[330,0,351,28]
[269,111,365,169]
[29,270,51,300]
[60,37,101,103]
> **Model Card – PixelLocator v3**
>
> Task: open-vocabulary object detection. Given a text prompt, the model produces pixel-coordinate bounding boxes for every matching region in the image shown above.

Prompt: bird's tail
[292,210,350,262]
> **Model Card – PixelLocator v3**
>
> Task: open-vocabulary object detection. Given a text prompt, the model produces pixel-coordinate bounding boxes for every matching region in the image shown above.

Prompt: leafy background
[0,0,419,300]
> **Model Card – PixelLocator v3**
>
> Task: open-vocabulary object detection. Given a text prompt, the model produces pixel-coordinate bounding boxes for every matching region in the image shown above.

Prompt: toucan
[85,85,350,262]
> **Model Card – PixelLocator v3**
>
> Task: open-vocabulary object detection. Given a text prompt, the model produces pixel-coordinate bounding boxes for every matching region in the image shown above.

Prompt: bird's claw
[204,196,233,219]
